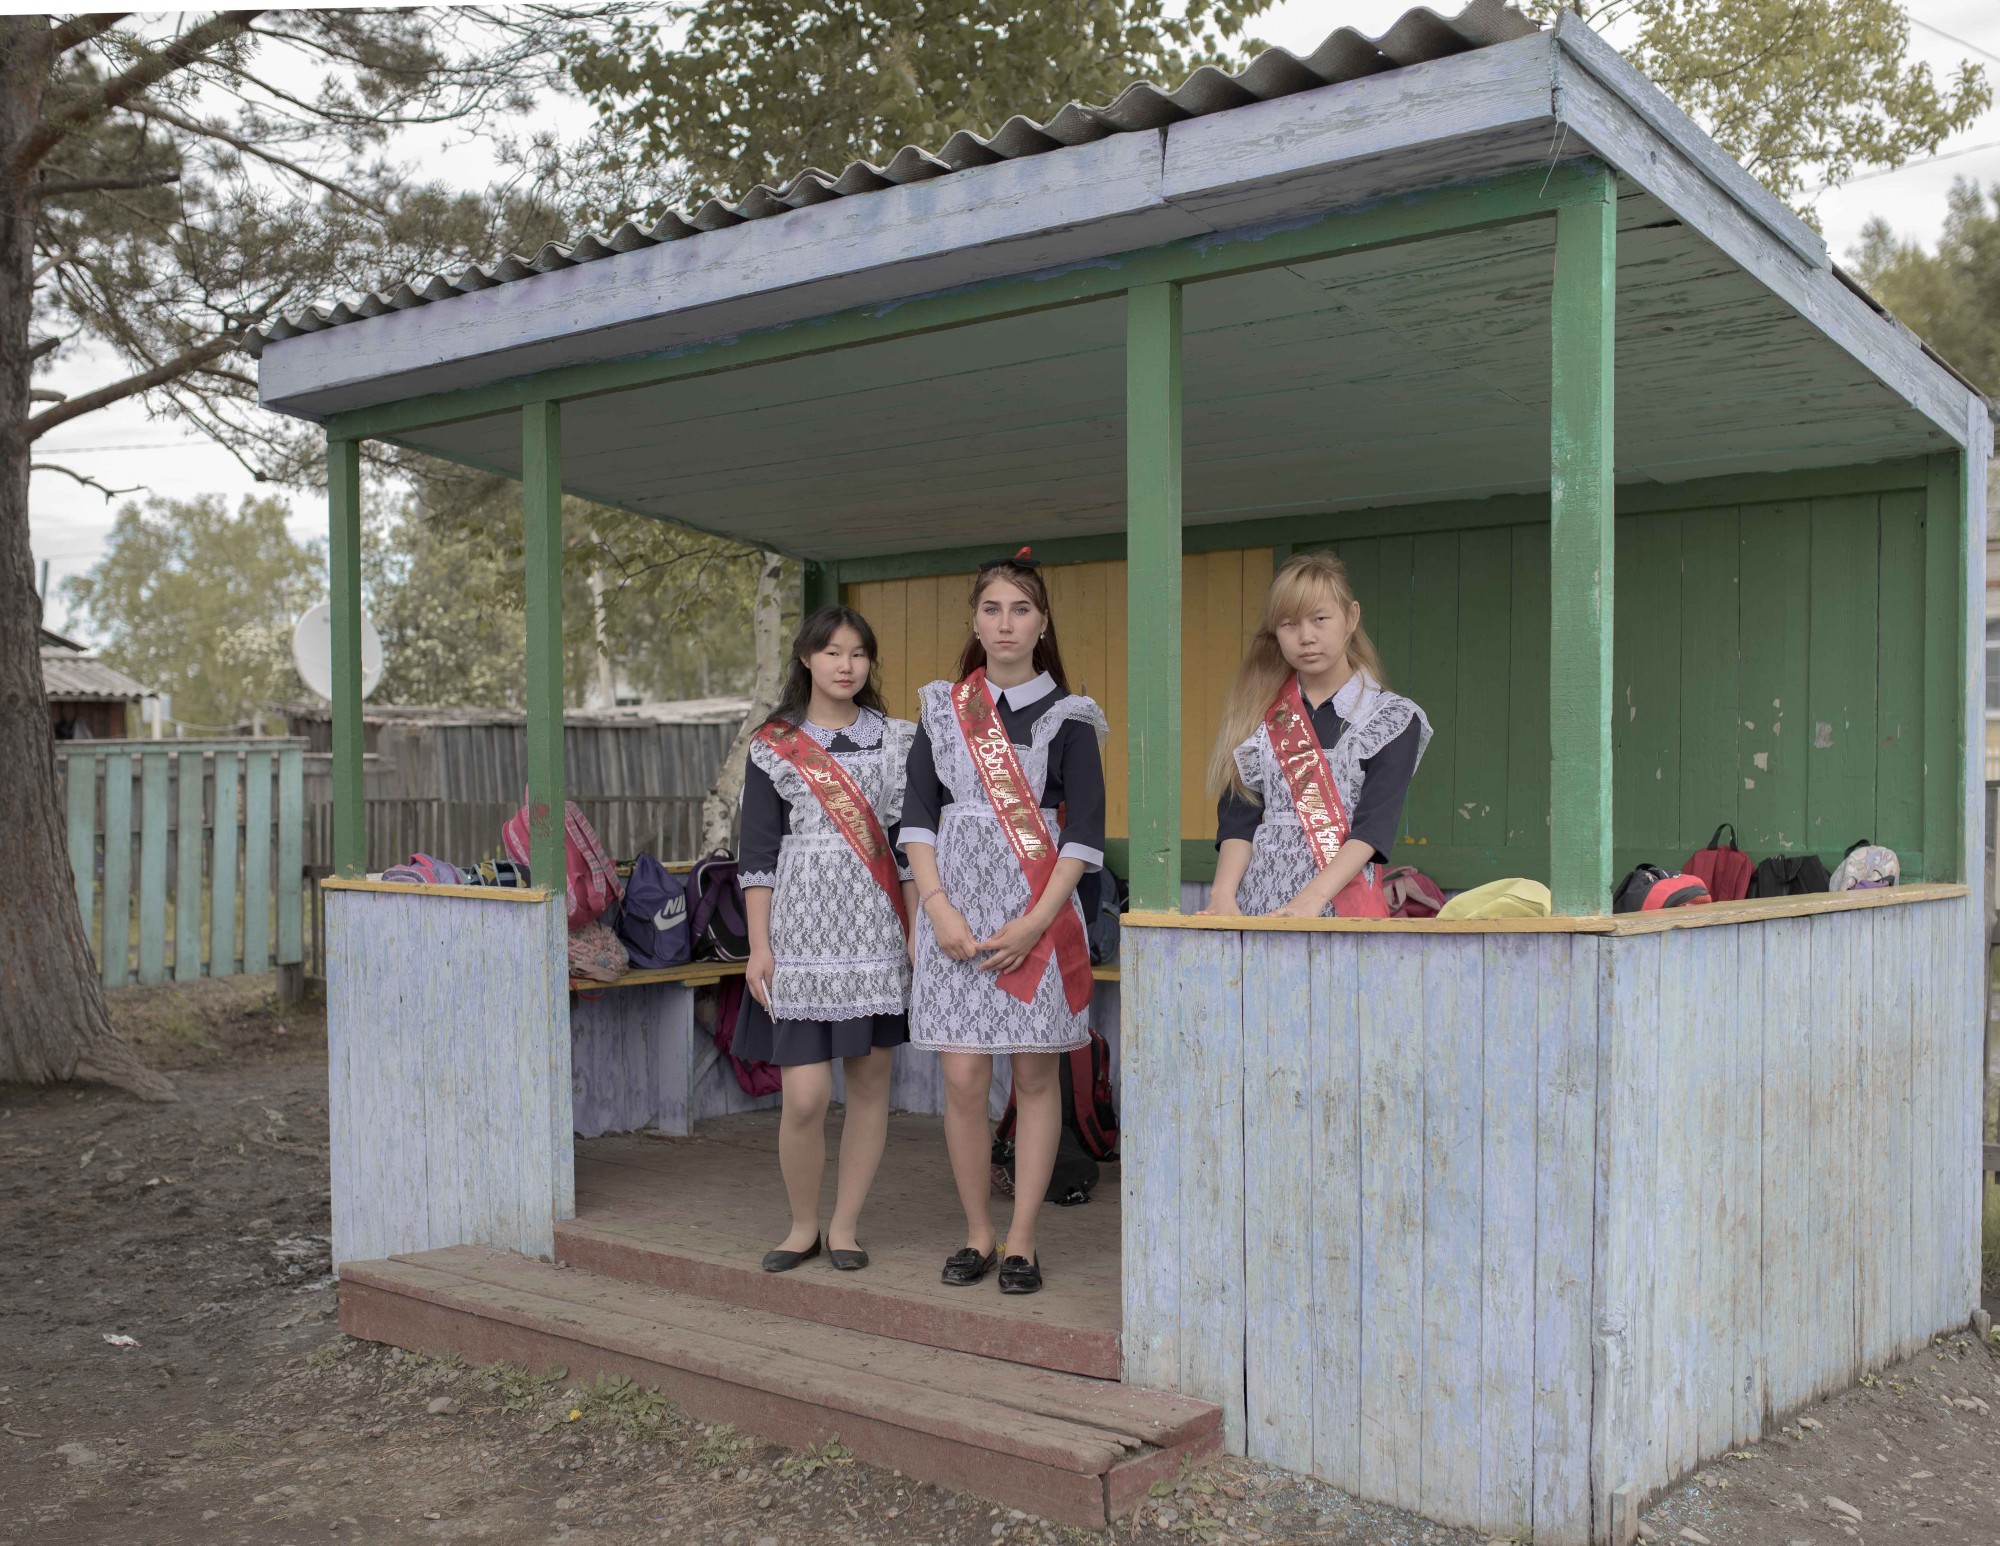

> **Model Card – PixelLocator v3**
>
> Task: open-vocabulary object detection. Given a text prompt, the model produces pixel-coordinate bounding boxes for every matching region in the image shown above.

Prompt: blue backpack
[615,853,692,969]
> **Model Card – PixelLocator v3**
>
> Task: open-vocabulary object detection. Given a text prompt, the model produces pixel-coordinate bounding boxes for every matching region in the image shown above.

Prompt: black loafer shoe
[828,1246,869,1271]
[998,1254,1042,1295]
[941,1246,998,1286]
[762,1236,821,1273]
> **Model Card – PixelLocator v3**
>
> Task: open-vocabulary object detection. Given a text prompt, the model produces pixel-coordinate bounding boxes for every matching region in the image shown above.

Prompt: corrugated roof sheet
[41,648,152,702]
[250,1,1537,353]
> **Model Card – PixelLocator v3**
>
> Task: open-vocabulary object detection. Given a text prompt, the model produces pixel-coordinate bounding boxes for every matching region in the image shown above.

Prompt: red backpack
[994,1029,1119,1161]
[1685,823,1754,903]
[501,797,621,930]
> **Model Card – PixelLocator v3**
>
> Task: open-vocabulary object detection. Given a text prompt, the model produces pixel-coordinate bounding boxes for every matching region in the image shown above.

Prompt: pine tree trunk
[0,23,172,1101]
[699,551,787,855]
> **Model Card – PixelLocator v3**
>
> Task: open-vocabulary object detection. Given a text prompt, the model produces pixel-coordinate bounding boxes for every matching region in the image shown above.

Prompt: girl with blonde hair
[1204,551,1431,918]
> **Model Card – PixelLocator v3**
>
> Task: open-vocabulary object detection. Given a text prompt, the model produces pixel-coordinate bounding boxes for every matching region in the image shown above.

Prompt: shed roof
[41,647,152,703]
[256,9,1987,567]
[249,0,1534,355]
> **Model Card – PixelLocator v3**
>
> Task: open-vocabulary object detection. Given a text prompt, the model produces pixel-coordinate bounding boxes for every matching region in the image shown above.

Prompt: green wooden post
[1923,451,1964,880]
[174,751,205,980]
[327,435,366,878]
[1127,282,1183,911]
[523,401,567,891]
[1548,172,1617,915]
[803,561,840,615]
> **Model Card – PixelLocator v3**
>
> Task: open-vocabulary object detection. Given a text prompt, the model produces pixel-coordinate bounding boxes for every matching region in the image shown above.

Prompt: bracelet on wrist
[918,884,949,911]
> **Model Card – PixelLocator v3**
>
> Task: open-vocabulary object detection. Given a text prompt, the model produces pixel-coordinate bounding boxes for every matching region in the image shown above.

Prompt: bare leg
[829,1047,893,1251]
[1002,1051,1061,1264]
[939,1051,998,1254]
[774,1061,832,1251]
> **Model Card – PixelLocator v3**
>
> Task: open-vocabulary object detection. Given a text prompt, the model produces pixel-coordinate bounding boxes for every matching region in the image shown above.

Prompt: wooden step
[554,1211,1121,1379]
[340,1246,1219,1528]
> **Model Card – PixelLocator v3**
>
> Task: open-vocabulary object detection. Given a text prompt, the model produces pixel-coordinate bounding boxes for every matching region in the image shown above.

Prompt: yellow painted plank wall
[846,550,1271,840]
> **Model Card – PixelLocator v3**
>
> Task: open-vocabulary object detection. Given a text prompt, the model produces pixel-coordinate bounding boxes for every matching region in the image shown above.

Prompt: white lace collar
[802,707,883,749]
[1299,671,1375,721]
[992,671,1057,711]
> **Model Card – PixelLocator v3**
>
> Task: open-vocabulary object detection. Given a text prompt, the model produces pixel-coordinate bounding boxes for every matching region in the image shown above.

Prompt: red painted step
[340,1246,1219,1528]
[554,1212,1121,1379]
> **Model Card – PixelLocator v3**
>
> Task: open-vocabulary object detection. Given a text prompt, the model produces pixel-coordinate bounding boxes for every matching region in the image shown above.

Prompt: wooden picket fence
[56,741,305,989]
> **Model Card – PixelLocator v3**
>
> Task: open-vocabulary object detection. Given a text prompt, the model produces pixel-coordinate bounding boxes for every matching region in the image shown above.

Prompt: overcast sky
[31,0,2000,639]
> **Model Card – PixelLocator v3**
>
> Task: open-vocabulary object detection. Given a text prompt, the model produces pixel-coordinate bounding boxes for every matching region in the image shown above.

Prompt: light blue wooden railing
[56,740,306,988]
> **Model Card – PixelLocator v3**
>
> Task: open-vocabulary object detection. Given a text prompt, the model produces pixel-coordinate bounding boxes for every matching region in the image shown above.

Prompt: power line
[1910,15,2000,71]
[33,438,223,454]
[1828,135,2000,188]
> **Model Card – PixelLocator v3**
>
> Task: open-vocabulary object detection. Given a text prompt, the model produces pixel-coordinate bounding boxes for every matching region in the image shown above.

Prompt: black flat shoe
[941,1246,998,1286]
[762,1236,821,1273]
[828,1246,869,1271]
[998,1254,1042,1295]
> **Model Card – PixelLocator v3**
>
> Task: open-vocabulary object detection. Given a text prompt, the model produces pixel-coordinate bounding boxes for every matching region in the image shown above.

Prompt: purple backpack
[615,853,692,969]
[687,851,751,962]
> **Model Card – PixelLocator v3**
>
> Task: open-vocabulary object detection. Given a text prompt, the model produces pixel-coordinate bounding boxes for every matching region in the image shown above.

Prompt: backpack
[990,1125,1099,1206]
[1684,823,1755,903]
[502,798,621,931]
[687,851,751,962]
[616,853,693,969]
[1830,840,1900,891]
[567,919,629,984]
[1436,877,1552,920]
[993,1029,1119,1161]
[381,852,464,886]
[1613,865,1712,913]
[1747,854,1831,898]
[709,975,781,1097]
[1078,869,1123,964]
[1381,865,1446,919]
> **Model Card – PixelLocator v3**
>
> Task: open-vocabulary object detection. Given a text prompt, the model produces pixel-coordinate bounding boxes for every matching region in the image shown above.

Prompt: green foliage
[1852,180,2000,391]
[58,493,322,732]
[571,0,1266,203]
[481,1360,567,1413]
[565,1371,676,1439]
[20,10,649,486]
[691,1421,751,1468]
[779,1433,854,1479]
[1525,1,1989,212]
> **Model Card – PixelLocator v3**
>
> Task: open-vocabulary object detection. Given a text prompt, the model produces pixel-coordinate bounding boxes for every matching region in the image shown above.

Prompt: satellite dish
[292,601,384,702]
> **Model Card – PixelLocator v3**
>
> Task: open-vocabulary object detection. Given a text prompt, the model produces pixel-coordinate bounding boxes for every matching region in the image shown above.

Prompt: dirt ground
[4,980,1999,1546]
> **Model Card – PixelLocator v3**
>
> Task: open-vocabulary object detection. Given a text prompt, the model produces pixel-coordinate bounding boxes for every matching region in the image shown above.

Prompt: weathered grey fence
[302,793,705,876]
[56,741,306,990]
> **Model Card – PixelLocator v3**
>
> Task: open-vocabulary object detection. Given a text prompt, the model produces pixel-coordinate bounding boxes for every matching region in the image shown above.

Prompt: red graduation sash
[1263,675,1389,919]
[950,671,1095,1012]
[755,721,910,941]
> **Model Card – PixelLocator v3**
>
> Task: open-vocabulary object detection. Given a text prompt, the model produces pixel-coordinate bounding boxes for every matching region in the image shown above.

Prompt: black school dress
[734,709,916,1067]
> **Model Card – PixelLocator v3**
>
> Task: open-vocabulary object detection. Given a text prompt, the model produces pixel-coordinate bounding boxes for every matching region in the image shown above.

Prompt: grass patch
[569,1372,675,1441]
[692,1422,750,1469]
[779,1434,853,1480]
[481,1360,566,1414]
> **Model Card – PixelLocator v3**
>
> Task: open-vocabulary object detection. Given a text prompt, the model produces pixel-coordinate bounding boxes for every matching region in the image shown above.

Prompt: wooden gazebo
[254,7,1988,1540]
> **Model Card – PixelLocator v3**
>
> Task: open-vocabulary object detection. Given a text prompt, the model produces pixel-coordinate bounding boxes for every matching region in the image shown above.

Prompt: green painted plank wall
[1309,481,1938,892]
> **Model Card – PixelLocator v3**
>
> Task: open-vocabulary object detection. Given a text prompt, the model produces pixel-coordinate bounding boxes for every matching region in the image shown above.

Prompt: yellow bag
[1436,877,1552,921]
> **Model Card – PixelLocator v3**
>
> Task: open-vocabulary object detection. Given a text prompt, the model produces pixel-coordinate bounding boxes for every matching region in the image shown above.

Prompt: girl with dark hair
[900,549,1108,1296]
[737,604,918,1274]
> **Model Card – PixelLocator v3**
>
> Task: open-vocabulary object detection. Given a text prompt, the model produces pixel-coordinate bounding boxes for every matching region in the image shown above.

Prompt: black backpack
[989,1029,1121,1204]
[991,1126,1099,1207]
[687,851,751,961]
[1077,869,1123,964]
[1747,854,1830,898]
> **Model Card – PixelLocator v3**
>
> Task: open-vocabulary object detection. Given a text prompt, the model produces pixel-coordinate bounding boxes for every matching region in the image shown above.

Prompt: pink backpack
[1381,865,1446,919]
[502,798,621,930]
